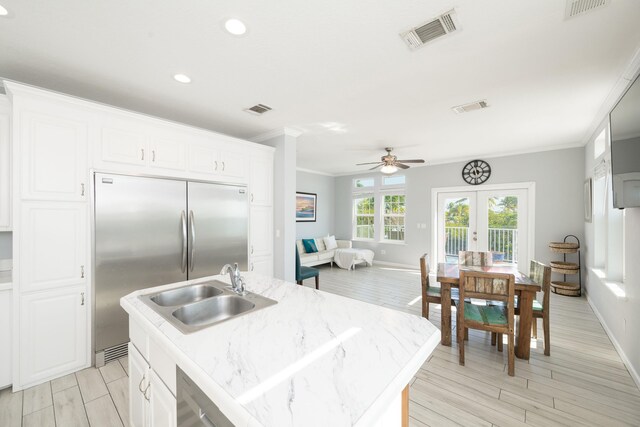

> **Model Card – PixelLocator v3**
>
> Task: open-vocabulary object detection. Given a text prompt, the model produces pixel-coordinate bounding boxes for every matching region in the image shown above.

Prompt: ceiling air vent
[451,100,489,114]
[401,9,459,50]
[565,0,610,19]
[244,104,272,115]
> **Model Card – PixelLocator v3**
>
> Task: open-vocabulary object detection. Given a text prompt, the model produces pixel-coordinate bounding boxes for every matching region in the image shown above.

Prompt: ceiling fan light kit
[356,147,425,175]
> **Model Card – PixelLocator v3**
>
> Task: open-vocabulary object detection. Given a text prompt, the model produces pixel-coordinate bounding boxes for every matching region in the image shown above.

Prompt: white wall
[261,133,297,282]
[296,171,335,239]
[584,120,640,387]
[334,148,585,268]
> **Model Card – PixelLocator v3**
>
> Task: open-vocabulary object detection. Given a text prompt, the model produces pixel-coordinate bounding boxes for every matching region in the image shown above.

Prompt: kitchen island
[121,273,440,426]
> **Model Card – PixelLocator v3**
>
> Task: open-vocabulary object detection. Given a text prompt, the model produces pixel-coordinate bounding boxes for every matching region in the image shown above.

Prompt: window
[354,177,374,188]
[352,176,406,242]
[383,194,405,241]
[354,195,375,239]
[382,175,406,186]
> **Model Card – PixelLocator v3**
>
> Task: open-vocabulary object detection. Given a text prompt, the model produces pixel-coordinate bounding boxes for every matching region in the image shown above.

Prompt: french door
[436,187,530,266]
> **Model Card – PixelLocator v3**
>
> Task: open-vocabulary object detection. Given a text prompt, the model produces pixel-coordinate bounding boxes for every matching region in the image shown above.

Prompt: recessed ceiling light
[173,74,191,84]
[224,18,247,36]
[0,5,9,16]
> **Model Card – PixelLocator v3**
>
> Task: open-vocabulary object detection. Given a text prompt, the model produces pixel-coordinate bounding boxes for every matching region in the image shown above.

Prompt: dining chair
[295,246,320,289]
[456,270,516,376]
[419,254,458,319]
[458,251,493,267]
[525,260,551,356]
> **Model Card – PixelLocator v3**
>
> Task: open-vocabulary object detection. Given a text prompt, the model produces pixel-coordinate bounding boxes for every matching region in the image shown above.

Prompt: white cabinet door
[219,150,246,179]
[100,126,147,166]
[149,138,186,171]
[149,370,177,427]
[0,103,10,230]
[20,202,87,293]
[20,111,88,201]
[250,256,273,277]
[0,290,11,388]
[250,156,273,206]
[19,286,87,387]
[188,144,219,175]
[129,343,150,427]
[250,206,273,258]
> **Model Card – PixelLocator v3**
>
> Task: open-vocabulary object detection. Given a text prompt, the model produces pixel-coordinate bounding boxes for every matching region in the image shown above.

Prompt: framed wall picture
[296,192,317,222]
[584,178,592,223]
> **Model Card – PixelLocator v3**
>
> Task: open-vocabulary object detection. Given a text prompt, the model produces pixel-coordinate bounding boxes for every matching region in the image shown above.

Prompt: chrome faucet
[220,263,246,295]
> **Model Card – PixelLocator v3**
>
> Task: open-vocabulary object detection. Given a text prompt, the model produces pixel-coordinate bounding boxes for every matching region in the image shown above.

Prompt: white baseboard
[585,291,640,390]
[372,260,418,270]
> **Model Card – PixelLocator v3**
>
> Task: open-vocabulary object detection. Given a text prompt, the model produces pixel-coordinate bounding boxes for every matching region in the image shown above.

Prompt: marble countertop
[121,273,440,427]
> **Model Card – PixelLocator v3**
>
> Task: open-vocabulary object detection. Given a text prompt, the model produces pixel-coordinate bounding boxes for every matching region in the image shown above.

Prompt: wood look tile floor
[0,357,129,427]
[2,264,639,426]
[313,264,640,427]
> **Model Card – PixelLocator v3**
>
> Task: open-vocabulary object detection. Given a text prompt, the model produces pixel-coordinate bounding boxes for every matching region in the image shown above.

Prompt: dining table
[436,262,541,360]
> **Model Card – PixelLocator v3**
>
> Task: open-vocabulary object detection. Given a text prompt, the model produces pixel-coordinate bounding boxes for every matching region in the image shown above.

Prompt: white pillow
[324,235,338,250]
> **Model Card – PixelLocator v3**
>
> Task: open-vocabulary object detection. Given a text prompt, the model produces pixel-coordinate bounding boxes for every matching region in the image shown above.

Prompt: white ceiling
[1,1,639,175]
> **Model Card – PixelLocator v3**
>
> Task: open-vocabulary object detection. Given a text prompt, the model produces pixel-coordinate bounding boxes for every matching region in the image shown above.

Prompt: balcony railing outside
[444,227,518,263]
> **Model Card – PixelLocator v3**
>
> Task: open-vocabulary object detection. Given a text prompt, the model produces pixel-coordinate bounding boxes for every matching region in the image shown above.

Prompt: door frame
[431,182,536,272]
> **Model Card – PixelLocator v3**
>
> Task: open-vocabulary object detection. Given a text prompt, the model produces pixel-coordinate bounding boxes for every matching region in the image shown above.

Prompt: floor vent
[565,0,610,19]
[104,342,128,364]
[451,100,489,114]
[244,104,272,115]
[401,10,459,50]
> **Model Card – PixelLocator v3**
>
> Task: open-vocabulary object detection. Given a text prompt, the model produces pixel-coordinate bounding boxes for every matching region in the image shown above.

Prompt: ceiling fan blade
[396,163,410,169]
[395,159,425,163]
[368,164,383,170]
[356,161,384,166]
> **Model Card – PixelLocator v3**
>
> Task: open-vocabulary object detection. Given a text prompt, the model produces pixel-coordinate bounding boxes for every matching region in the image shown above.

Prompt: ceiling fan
[356,147,425,175]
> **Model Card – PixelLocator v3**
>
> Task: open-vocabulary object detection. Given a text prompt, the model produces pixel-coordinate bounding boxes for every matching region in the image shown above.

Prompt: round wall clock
[462,160,491,185]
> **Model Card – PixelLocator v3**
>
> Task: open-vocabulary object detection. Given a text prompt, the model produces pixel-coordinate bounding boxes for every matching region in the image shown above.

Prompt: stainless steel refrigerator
[93,172,248,365]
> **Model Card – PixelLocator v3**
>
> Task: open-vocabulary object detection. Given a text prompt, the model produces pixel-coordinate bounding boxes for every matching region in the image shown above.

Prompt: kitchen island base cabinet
[129,343,176,427]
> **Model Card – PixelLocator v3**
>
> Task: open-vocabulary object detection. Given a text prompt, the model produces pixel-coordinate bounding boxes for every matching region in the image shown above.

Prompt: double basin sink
[139,280,277,333]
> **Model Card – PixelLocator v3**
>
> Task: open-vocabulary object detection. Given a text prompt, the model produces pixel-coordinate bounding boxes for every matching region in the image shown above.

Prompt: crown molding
[296,167,335,177]
[250,127,303,143]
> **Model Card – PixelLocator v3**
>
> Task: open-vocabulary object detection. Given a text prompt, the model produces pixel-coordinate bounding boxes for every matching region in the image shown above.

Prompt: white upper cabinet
[19,285,87,388]
[149,137,186,171]
[218,149,246,179]
[0,98,10,230]
[20,201,87,293]
[99,119,187,172]
[250,156,273,206]
[20,111,88,201]
[100,125,147,166]
[187,143,246,180]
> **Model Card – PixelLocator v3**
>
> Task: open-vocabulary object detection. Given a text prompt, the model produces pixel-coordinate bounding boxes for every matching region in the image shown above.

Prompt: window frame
[351,175,407,243]
[381,192,406,243]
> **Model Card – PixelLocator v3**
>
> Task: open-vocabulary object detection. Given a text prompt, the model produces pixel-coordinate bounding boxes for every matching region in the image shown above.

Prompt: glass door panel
[437,192,476,263]
[437,187,529,266]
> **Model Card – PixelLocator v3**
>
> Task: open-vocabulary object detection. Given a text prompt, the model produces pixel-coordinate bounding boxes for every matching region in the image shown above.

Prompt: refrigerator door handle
[181,210,188,273]
[189,210,196,271]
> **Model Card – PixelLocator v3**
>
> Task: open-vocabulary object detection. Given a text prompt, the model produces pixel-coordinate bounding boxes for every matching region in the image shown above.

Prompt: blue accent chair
[295,246,319,289]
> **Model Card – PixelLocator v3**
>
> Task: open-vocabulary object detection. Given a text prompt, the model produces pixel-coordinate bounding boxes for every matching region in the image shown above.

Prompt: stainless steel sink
[139,281,277,333]
[172,295,255,326]
[150,284,223,306]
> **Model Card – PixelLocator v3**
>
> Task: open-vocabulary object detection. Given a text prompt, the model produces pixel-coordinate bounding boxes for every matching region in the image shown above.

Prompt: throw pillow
[302,238,318,253]
[324,235,338,250]
[314,238,326,252]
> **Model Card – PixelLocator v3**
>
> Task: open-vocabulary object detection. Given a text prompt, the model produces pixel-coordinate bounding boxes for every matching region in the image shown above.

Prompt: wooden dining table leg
[402,384,409,427]
[441,283,452,346]
[516,290,534,359]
